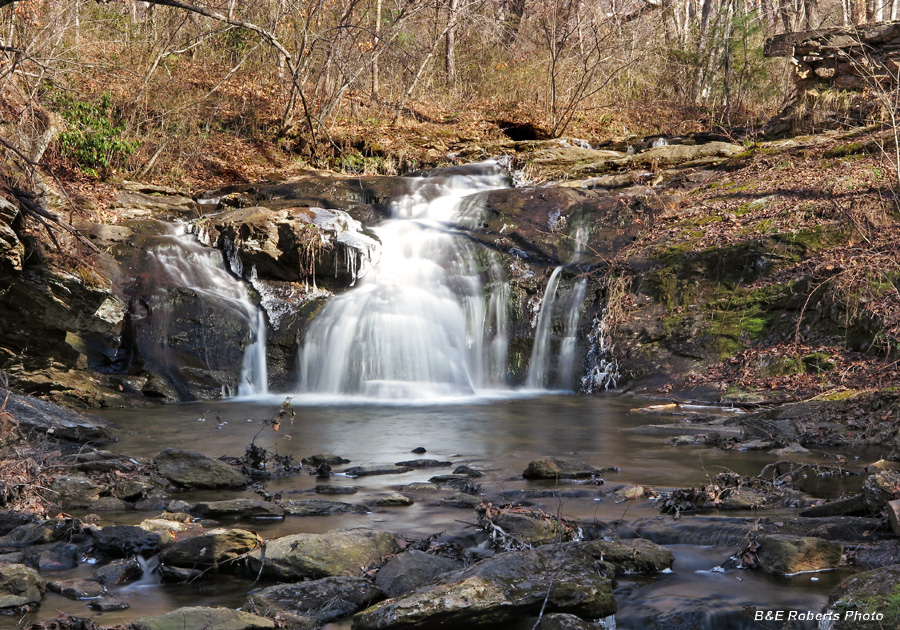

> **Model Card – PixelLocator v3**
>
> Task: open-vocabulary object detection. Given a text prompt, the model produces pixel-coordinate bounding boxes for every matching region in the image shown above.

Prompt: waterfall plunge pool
[20,395,863,630]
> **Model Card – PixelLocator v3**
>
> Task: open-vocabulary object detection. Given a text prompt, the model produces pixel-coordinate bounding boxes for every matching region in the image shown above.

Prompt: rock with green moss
[752,534,843,575]
[352,543,615,629]
[249,529,401,580]
[159,528,261,567]
[0,564,45,609]
[131,606,275,630]
[824,564,900,629]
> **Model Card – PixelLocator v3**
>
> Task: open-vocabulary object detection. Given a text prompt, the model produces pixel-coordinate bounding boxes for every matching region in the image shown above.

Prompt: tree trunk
[372,0,382,99]
[445,0,459,83]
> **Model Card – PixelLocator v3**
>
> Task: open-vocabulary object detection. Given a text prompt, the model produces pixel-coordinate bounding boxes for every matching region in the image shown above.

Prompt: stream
[23,395,859,630]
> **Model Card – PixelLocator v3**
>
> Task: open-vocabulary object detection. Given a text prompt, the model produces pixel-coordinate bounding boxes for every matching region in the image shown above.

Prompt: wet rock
[372,494,414,507]
[281,499,369,516]
[36,543,79,571]
[438,493,482,509]
[111,477,154,501]
[3,394,114,442]
[0,522,54,547]
[752,534,843,575]
[847,540,900,569]
[394,459,452,468]
[131,606,275,630]
[0,511,34,536]
[824,564,900,629]
[374,550,464,597]
[92,525,165,557]
[352,543,615,629]
[523,457,609,480]
[47,579,105,600]
[344,464,413,477]
[92,557,142,585]
[581,539,674,574]
[113,186,199,218]
[316,484,358,495]
[154,447,248,489]
[863,470,900,513]
[47,475,103,509]
[411,447,427,454]
[799,493,868,517]
[160,528,261,567]
[199,205,380,290]
[72,449,137,473]
[249,529,401,580]
[302,453,350,466]
[247,576,384,624]
[0,563,45,609]
[453,465,484,478]
[88,598,130,611]
[194,499,285,519]
[159,565,204,583]
[428,474,480,492]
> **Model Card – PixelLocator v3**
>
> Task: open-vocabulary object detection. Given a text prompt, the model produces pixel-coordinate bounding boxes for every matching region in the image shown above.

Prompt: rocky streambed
[1,393,899,630]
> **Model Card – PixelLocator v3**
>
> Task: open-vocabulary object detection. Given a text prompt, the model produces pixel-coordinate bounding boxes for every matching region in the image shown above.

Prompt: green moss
[822,140,878,159]
[802,351,834,373]
[758,356,806,378]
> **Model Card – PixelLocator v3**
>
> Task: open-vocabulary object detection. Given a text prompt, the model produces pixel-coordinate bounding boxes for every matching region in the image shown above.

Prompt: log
[765,21,900,58]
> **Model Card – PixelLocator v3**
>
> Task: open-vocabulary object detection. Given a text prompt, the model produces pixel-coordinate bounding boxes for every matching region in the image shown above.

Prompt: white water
[296,164,511,401]
[525,267,588,390]
[148,225,268,396]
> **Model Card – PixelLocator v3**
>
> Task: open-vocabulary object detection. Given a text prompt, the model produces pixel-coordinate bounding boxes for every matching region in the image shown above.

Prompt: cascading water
[145,225,267,397]
[297,163,511,400]
[525,268,588,390]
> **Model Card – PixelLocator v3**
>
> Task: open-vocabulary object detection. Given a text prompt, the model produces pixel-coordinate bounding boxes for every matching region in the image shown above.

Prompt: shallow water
[17,394,866,629]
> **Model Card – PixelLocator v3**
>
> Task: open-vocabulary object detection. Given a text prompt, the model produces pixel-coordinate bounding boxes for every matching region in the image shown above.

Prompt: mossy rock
[826,564,900,629]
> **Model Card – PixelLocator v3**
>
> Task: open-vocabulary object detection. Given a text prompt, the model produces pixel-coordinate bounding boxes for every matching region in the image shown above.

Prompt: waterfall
[145,225,268,397]
[297,163,511,400]
[525,268,588,390]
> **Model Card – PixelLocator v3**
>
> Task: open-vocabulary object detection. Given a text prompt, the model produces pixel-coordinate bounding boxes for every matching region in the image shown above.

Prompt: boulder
[374,550,465,597]
[581,539,675,574]
[92,525,166,557]
[131,606,275,630]
[92,557,143,585]
[160,528,261,567]
[0,522,54,547]
[194,499,285,519]
[888,499,900,536]
[753,534,843,575]
[36,543,79,571]
[487,512,576,547]
[352,543,615,629]
[530,613,605,630]
[154,447,247,489]
[249,529,401,580]
[523,457,608,480]
[198,205,381,289]
[863,470,900,513]
[4,394,114,442]
[47,475,103,509]
[247,576,384,624]
[0,564,45,609]
[281,499,369,516]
